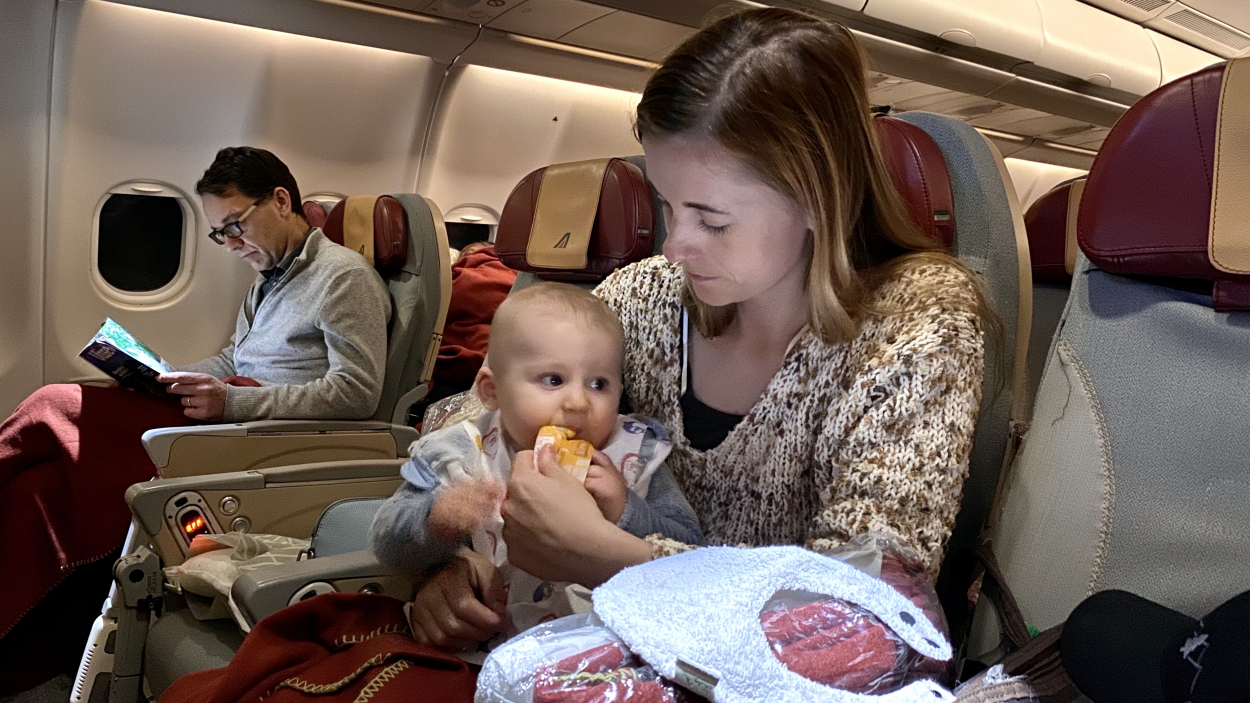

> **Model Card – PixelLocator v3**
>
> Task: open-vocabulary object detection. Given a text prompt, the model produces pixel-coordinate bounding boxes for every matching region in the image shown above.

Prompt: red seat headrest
[1025,178,1086,284]
[322,195,409,276]
[494,158,654,282]
[1077,60,1250,310]
[302,200,330,230]
[874,115,956,249]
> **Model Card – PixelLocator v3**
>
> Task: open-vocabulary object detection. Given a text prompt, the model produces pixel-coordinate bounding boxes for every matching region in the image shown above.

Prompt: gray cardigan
[179,229,391,422]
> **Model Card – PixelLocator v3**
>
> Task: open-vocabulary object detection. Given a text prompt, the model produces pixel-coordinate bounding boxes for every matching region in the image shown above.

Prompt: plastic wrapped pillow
[476,614,686,703]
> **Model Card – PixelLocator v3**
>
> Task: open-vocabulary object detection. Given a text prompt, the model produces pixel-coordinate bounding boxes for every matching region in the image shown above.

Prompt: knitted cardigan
[594,256,984,573]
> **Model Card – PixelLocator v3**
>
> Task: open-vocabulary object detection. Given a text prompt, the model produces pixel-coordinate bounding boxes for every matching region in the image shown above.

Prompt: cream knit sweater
[594,256,984,573]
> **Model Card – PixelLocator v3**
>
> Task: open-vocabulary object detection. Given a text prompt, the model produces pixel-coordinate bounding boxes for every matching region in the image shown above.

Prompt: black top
[681,385,745,452]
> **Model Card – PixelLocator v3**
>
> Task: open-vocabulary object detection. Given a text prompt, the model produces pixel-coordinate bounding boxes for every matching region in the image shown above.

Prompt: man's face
[201,188,291,272]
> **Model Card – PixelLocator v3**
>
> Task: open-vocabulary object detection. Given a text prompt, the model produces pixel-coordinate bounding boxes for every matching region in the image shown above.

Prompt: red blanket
[0,384,192,642]
[433,245,517,391]
[162,594,475,703]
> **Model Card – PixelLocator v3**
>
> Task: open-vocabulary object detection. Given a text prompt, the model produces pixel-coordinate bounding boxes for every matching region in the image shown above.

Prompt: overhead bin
[1035,0,1162,95]
[1147,28,1223,83]
[863,0,1045,61]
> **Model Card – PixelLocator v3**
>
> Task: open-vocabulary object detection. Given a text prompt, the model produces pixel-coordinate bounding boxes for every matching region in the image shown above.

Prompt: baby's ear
[475,366,500,411]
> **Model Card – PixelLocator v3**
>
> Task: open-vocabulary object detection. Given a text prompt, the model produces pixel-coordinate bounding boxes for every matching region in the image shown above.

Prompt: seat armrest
[143,421,417,467]
[125,459,406,565]
[232,551,417,628]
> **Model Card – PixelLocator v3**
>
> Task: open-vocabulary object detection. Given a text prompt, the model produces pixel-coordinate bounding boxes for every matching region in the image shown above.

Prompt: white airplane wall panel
[1004,157,1088,210]
[44,1,440,385]
[1147,27,1224,83]
[0,0,55,416]
[1036,0,1162,95]
[419,65,642,225]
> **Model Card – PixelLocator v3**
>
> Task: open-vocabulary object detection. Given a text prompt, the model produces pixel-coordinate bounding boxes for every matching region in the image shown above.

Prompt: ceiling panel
[488,0,615,41]
[867,72,953,104]
[559,11,696,60]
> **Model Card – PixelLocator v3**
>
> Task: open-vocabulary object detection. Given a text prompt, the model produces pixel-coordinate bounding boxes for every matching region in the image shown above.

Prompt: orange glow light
[183,515,205,533]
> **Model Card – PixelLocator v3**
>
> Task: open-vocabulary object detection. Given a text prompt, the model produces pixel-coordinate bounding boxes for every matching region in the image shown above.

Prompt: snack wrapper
[534,425,594,483]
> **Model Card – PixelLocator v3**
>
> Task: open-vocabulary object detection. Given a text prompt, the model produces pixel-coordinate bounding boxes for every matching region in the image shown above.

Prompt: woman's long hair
[636,7,997,344]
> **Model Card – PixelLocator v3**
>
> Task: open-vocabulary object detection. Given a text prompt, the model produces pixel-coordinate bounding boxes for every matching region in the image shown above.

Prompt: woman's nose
[661,218,700,263]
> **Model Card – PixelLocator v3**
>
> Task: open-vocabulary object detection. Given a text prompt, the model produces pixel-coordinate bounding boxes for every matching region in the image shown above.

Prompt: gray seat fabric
[144,603,243,698]
[986,255,1250,636]
[1025,282,1068,405]
[373,194,451,423]
[309,498,386,559]
[895,112,1023,621]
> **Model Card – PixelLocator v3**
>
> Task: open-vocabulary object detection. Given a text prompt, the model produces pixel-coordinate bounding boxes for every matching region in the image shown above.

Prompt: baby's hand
[428,478,504,542]
[583,451,628,523]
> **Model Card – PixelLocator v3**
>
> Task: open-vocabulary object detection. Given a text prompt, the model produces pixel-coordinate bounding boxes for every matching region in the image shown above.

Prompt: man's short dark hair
[196,147,304,220]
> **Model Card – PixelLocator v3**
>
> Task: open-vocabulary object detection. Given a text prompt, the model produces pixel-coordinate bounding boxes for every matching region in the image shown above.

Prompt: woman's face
[641,133,813,308]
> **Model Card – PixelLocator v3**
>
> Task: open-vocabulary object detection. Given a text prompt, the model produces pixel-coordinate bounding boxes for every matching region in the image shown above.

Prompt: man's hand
[583,451,628,523]
[408,547,507,651]
[159,372,228,421]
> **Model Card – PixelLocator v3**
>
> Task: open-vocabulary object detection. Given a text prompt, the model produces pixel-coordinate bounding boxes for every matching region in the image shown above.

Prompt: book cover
[79,318,174,394]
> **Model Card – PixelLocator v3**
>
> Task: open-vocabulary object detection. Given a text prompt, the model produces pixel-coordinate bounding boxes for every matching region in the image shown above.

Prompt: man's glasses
[207,198,266,245]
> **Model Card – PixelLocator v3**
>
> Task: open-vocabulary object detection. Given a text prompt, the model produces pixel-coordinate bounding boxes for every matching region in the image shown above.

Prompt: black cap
[1061,589,1250,703]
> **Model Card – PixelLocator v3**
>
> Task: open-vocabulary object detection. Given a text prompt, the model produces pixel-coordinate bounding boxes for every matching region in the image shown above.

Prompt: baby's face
[487,312,623,452]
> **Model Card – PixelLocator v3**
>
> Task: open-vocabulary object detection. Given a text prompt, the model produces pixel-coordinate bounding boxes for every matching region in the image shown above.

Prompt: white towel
[592,545,955,703]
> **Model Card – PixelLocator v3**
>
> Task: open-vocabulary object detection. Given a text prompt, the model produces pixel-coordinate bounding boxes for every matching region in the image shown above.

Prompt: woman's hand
[502,447,652,587]
[408,547,507,651]
[583,451,628,523]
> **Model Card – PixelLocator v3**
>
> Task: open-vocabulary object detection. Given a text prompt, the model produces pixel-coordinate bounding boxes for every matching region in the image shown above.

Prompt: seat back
[893,112,1032,640]
[302,199,333,229]
[1022,178,1084,403]
[984,59,1250,640]
[323,195,452,423]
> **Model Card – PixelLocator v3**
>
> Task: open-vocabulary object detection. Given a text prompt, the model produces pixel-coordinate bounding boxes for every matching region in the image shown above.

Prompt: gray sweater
[179,229,391,422]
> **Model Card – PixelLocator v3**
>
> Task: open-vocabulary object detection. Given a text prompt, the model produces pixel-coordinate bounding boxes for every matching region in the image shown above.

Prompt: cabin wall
[418,64,643,222]
[1004,157,1089,210]
[42,0,442,391]
[0,0,55,416]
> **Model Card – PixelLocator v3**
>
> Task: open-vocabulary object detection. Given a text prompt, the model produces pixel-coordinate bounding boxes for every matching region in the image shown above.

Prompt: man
[0,147,390,693]
[163,146,390,422]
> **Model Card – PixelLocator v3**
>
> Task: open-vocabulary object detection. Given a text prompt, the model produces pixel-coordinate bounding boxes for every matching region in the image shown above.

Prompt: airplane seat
[973,57,1250,657]
[1022,177,1085,403]
[301,199,331,229]
[502,157,661,292]
[139,193,453,480]
[890,111,1032,647]
[874,114,956,249]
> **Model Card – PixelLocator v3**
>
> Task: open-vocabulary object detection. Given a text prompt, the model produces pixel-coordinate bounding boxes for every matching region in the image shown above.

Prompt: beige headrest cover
[1208,58,1250,274]
[525,159,611,269]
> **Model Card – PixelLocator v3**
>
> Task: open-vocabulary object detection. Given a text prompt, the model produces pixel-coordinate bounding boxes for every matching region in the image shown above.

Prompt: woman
[406,7,991,651]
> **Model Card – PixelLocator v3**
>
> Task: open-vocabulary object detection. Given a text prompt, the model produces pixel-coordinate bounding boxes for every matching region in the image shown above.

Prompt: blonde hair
[487,282,625,369]
[635,7,995,344]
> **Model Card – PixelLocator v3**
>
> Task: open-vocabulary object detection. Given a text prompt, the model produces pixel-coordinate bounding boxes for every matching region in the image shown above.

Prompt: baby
[370,282,702,659]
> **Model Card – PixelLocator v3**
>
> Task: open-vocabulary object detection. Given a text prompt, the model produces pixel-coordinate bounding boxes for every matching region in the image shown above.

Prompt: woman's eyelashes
[697,219,730,235]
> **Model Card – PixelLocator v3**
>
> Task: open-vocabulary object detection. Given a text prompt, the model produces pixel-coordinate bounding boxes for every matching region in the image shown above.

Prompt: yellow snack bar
[534,425,594,483]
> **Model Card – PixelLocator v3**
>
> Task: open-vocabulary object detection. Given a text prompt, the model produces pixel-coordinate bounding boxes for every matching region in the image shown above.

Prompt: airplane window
[445,222,492,250]
[96,193,184,293]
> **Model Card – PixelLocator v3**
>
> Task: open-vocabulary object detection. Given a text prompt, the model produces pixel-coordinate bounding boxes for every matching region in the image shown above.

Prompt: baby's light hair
[487,282,625,371]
